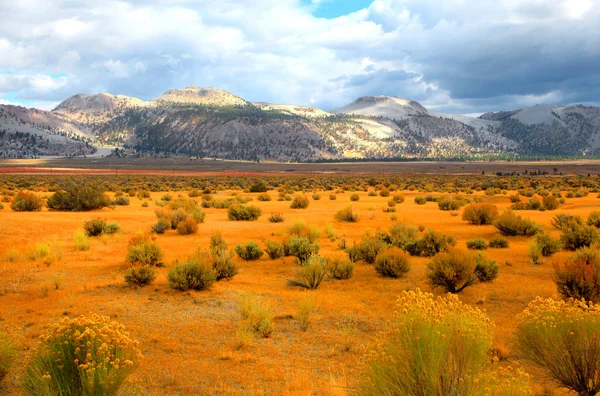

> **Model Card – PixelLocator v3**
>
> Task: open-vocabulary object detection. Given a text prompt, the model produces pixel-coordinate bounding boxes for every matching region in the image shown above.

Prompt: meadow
[0,173,599,395]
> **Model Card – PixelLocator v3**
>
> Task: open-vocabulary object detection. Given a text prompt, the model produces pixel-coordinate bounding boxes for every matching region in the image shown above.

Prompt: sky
[0,0,599,114]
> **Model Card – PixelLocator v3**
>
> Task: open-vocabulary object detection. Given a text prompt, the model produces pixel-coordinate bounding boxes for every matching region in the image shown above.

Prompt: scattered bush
[209,231,228,255]
[438,197,465,211]
[22,314,141,396]
[350,193,360,201]
[466,238,487,250]
[265,240,285,259]
[11,191,43,212]
[285,237,320,265]
[515,297,600,395]
[350,234,387,264]
[84,218,107,236]
[406,230,456,257]
[551,214,583,231]
[176,217,199,235]
[167,260,216,291]
[112,196,130,206]
[312,193,321,201]
[427,249,498,293]
[559,221,599,251]
[392,194,405,203]
[533,232,562,257]
[553,254,600,303]
[287,220,320,242]
[325,256,354,280]
[493,210,541,236]
[257,193,271,201]
[462,202,499,225]
[124,265,157,287]
[334,205,359,222]
[268,212,284,223]
[126,237,163,266]
[47,180,109,211]
[587,211,600,228]
[488,236,509,248]
[235,242,264,261]
[329,194,337,200]
[288,256,328,289]
[414,196,427,205]
[290,195,310,209]
[388,222,419,250]
[239,295,274,337]
[228,204,262,221]
[542,195,559,210]
[374,248,411,278]
[151,218,170,234]
[359,289,496,395]
[211,250,239,281]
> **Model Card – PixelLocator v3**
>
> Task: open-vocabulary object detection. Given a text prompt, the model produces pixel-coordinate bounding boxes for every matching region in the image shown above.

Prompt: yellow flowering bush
[359,289,497,395]
[22,314,142,396]
[514,297,600,396]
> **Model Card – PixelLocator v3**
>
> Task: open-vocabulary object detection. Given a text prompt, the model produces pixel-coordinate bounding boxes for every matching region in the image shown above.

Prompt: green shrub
[388,222,419,250]
[515,297,600,395]
[553,254,600,303]
[312,193,321,201]
[528,242,543,265]
[103,222,120,235]
[414,196,427,205]
[257,193,271,201]
[47,180,109,211]
[126,238,163,266]
[374,248,411,278]
[11,191,43,211]
[227,204,262,221]
[211,250,238,281]
[0,331,15,383]
[406,230,456,257]
[542,194,559,210]
[235,242,264,260]
[359,289,495,395]
[559,221,599,251]
[176,217,199,235]
[438,197,464,211]
[239,295,274,338]
[249,181,268,193]
[151,218,170,234]
[329,194,337,200]
[265,240,285,259]
[209,231,228,255]
[112,196,130,206]
[285,237,320,265]
[22,314,141,396]
[493,210,542,236]
[551,214,583,231]
[461,202,499,225]
[167,260,216,291]
[325,256,354,280]
[334,205,359,222]
[124,265,156,287]
[488,236,509,248]
[351,234,387,264]
[533,232,562,256]
[350,193,360,201]
[379,188,390,197]
[587,211,600,228]
[290,195,310,209]
[84,218,107,236]
[268,212,284,223]
[427,249,498,293]
[287,220,320,242]
[466,238,487,250]
[288,256,328,289]
[392,194,405,203]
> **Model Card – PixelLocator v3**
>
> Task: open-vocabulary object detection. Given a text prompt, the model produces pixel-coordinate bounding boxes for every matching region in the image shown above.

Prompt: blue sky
[0,0,599,113]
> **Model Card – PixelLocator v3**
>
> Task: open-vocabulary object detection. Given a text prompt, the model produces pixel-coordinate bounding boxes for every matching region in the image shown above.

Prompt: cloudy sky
[0,0,599,114]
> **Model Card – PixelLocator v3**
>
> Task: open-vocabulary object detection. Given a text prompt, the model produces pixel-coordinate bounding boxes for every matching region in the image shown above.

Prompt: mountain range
[1,84,599,161]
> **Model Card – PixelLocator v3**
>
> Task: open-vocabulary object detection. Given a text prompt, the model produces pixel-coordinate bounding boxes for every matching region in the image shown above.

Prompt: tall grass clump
[296,295,316,331]
[73,231,90,251]
[11,191,43,212]
[461,202,499,225]
[358,289,495,395]
[493,210,541,236]
[427,249,499,293]
[514,297,600,396]
[287,219,320,242]
[288,256,328,290]
[334,205,359,222]
[0,331,15,382]
[239,295,275,338]
[22,314,141,396]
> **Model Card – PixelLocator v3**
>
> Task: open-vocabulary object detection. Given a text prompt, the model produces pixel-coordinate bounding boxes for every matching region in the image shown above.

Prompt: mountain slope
[154,85,248,106]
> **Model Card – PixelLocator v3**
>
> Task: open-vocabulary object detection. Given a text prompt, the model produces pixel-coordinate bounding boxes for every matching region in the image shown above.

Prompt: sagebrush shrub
[235,242,264,260]
[167,260,216,291]
[151,218,170,234]
[466,238,487,250]
[265,240,285,259]
[257,193,271,201]
[334,205,359,222]
[290,195,310,209]
[374,248,411,278]
[112,196,130,206]
[22,314,141,396]
[209,231,228,255]
[493,210,541,236]
[461,202,499,225]
[288,256,328,289]
[47,180,109,211]
[176,217,198,235]
[559,220,599,251]
[427,249,498,293]
[350,193,360,201]
[542,194,559,210]
[350,234,387,264]
[126,237,163,266]
[438,197,464,211]
[268,212,284,223]
[211,250,238,280]
[227,204,262,221]
[287,220,320,242]
[533,232,562,256]
[488,236,509,248]
[359,289,495,395]
[551,213,583,231]
[325,256,354,280]
[388,222,419,250]
[11,191,43,212]
[588,211,600,228]
[515,297,600,395]
[553,254,600,303]
[84,218,107,236]
[406,230,456,257]
[285,237,320,265]
[414,196,426,205]
[124,265,156,287]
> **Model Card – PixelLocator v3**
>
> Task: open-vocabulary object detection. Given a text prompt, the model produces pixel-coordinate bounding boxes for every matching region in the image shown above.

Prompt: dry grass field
[0,174,599,395]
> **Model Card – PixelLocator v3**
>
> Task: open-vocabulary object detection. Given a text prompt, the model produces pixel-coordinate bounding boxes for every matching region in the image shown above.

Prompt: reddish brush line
[0,167,328,177]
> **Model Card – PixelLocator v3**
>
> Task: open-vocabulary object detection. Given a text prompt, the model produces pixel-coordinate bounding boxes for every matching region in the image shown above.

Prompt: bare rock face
[154,86,248,106]
[331,96,428,119]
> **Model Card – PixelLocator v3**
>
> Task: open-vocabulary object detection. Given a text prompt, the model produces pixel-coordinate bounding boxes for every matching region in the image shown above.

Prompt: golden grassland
[0,187,597,395]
